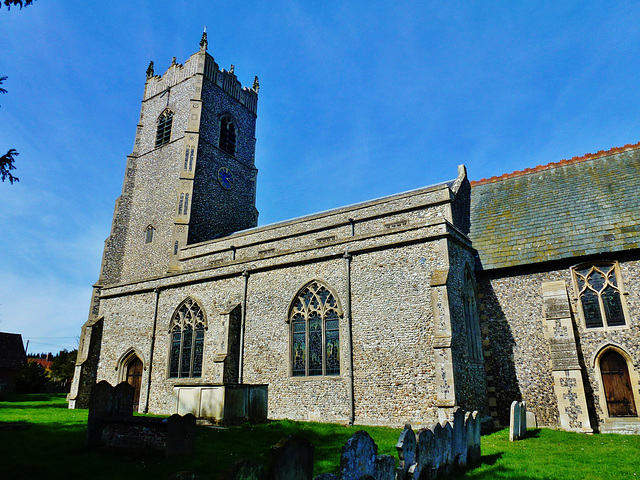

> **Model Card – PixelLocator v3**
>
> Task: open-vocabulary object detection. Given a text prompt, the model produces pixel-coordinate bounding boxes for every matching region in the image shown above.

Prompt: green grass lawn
[1,394,639,479]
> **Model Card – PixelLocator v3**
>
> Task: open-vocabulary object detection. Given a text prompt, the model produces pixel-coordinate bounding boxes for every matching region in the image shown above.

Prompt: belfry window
[289,281,341,377]
[155,110,174,147]
[144,225,154,244]
[573,263,627,328]
[219,116,236,156]
[169,298,206,378]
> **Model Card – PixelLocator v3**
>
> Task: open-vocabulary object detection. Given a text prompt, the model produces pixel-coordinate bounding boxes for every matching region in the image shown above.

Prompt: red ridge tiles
[470,142,640,186]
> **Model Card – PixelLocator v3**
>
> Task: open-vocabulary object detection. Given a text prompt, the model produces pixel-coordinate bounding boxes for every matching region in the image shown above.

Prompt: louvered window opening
[156,111,174,147]
[219,116,236,155]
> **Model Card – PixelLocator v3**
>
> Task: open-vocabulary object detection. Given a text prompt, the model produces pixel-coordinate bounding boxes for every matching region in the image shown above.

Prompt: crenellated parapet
[143,50,258,115]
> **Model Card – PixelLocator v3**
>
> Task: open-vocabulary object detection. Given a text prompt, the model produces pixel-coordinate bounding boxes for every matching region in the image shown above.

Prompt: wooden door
[601,350,637,417]
[126,357,143,412]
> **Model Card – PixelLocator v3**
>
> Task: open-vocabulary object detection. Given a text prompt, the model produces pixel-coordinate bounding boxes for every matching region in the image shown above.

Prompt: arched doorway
[125,356,143,412]
[600,350,637,417]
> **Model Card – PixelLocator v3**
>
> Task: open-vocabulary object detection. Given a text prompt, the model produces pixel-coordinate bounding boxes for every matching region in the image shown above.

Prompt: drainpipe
[239,270,249,384]
[144,287,160,413]
[344,251,355,425]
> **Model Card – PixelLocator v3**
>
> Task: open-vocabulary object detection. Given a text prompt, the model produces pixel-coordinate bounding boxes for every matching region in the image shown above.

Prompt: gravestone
[167,413,197,456]
[87,380,134,447]
[220,459,265,480]
[374,455,396,480]
[465,412,481,466]
[439,422,453,476]
[340,430,377,480]
[268,435,314,480]
[509,401,527,441]
[452,407,467,468]
[526,411,537,429]
[313,474,338,480]
[395,424,417,480]
[416,427,437,480]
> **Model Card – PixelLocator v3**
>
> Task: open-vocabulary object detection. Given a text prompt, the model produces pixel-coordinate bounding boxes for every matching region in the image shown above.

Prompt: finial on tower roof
[253,76,260,93]
[146,61,154,78]
[171,57,176,66]
[200,26,208,51]
[230,64,235,74]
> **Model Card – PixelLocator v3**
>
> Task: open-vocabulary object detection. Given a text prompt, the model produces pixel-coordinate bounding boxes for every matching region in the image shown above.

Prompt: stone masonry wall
[446,241,487,415]
[479,254,640,429]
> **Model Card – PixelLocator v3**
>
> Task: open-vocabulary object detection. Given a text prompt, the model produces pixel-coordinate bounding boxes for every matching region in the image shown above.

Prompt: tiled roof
[0,332,27,371]
[470,144,640,270]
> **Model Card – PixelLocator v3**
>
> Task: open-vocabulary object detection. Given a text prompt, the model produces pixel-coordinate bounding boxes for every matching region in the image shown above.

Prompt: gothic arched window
[144,225,154,244]
[289,281,341,377]
[169,298,206,378]
[155,110,174,147]
[462,268,483,361]
[572,263,627,328]
[219,115,236,156]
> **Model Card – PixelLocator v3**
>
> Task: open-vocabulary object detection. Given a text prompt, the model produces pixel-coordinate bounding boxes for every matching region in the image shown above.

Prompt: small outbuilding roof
[470,143,640,270]
[0,332,27,371]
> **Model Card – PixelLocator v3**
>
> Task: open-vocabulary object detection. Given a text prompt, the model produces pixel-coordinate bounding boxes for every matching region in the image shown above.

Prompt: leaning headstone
[465,412,481,466]
[452,407,467,468]
[416,428,437,480]
[167,413,197,456]
[268,435,314,480]
[340,430,377,480]
[396,424,417,480]
[87,380,134,447]
[220,460,265,480]
[374,455,396,480]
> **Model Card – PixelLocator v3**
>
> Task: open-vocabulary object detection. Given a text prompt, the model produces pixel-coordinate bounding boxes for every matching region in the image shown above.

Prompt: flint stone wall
[479,255,640,430]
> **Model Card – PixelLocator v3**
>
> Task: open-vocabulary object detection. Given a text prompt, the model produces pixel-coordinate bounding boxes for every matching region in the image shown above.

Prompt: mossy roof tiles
[469,146,640,270]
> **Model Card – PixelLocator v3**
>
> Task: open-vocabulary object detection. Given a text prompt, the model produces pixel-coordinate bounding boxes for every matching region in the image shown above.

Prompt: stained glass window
[155,110,173,147]
[219,116,236,156]
[168,298,206,378]
[289,282,341,377]
[573,264,627,328]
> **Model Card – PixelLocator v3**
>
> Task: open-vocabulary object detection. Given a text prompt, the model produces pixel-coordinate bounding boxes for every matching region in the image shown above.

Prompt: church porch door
[601,350,637,417]
[126,357,143,412]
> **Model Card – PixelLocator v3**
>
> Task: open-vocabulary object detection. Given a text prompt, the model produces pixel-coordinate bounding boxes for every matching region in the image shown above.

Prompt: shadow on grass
[1,393,64,403]
[0,402,70,410]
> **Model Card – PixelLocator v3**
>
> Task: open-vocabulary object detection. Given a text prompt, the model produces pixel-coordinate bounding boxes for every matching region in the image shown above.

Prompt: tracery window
[290,281,341,377]
[219,116,236,156]
[155,110,173,147]
[573,263,627,328]
[144,225,154,244]
[169,298,206,378]
[462,268,483,361]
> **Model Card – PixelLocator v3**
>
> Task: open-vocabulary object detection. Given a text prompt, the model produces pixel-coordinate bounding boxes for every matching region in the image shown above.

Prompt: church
[69,33,640,434]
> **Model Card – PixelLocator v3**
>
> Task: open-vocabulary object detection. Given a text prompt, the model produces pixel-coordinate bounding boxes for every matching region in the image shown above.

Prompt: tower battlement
[144,51,259,115]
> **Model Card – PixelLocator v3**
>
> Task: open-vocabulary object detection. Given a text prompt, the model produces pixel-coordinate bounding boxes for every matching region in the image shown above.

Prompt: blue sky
[2,1,640,353]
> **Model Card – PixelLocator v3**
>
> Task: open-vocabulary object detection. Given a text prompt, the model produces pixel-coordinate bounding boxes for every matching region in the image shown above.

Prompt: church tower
[101,30,259,285]
[69,32,259,408]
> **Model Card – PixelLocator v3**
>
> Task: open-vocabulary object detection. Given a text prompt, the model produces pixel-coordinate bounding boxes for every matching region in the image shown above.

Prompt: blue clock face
[217,166,233,189]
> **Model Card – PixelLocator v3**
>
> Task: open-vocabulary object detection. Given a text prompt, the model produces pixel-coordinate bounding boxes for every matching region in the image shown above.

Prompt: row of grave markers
[220,407,482,480]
